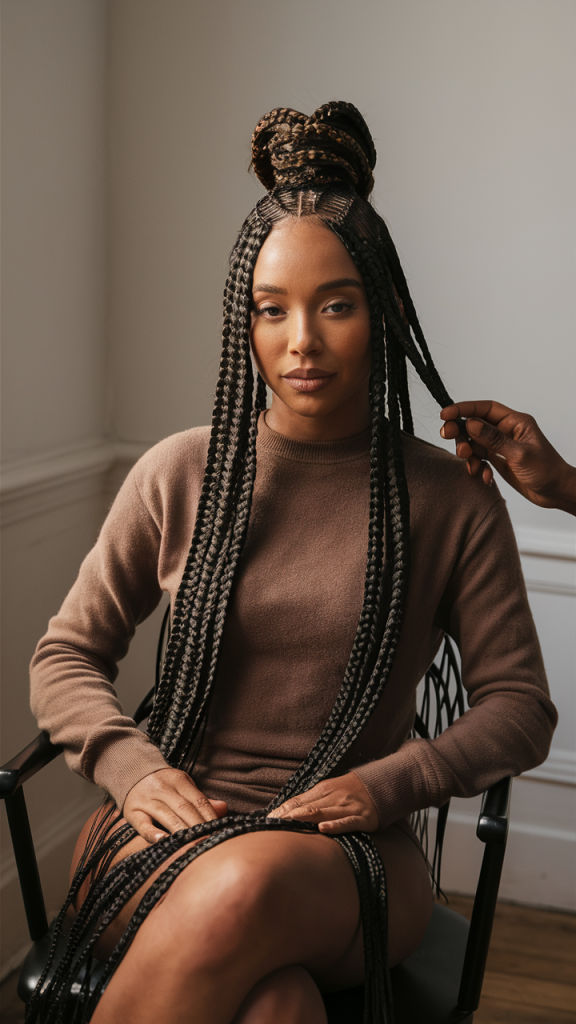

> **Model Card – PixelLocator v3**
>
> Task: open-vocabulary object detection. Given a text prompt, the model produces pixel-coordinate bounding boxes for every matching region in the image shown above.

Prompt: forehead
[253,217,360,285]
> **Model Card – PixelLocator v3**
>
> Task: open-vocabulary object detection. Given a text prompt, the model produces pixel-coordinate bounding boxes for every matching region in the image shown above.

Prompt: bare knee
[162,848,284,968]
[234,966,328,1024]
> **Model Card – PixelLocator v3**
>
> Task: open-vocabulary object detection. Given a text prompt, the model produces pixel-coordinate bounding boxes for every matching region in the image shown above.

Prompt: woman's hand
[267,772,379,835]
[440,400,576,515]
[123,768,228,844]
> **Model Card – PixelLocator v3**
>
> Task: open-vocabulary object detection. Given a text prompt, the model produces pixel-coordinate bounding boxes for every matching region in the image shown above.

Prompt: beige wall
[1,0,575,978]
[107,0,575,536]
[1,0,107,463]
[106,0,576,912]
[0,0,108,974]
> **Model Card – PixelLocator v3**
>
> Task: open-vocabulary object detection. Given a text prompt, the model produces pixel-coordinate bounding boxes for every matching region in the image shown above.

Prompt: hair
[31,102,454,1024]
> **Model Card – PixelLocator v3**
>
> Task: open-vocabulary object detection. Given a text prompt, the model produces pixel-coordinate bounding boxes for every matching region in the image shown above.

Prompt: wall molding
[522,749,576,787]
[0,439,149,526]
[4,441,576,550]
[514,524,576,562]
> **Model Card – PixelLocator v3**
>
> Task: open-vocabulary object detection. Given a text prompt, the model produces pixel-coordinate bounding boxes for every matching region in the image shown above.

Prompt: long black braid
[29,103,455,1024]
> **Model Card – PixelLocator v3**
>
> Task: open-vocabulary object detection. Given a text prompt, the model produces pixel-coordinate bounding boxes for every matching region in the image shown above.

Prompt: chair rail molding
[0,439,150,526]
[514,524,576,562]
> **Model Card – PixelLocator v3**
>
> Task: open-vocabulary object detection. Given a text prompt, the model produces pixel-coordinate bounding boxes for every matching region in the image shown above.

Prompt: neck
[265,393,371,443]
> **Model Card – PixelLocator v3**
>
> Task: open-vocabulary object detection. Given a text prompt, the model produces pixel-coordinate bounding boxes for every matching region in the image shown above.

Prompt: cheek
[342,324,371,377]
[250,324,280,382]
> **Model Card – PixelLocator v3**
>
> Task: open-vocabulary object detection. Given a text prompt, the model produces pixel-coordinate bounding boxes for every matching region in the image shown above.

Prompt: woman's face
[250,217,372,441]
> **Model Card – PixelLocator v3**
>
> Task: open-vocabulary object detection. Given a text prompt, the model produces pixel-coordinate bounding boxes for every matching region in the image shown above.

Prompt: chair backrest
[411,635,466,893]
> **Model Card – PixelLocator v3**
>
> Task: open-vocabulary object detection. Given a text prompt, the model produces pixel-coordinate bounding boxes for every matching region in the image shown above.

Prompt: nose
[288,308,322,357]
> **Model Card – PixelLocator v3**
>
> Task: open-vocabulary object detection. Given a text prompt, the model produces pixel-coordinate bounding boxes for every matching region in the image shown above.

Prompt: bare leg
[88,824,431,1024]
[232,967,327,1024]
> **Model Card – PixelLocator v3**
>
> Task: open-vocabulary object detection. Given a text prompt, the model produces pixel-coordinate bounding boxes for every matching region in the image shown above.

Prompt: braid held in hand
[32,102,454,1024]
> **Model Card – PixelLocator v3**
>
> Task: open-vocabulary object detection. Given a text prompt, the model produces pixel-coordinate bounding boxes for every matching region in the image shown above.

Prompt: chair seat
[323,903,473,1023]
[18,922,107,1019]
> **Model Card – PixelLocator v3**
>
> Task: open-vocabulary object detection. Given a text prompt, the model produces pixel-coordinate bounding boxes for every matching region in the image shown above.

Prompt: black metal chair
[1,626,512,1023]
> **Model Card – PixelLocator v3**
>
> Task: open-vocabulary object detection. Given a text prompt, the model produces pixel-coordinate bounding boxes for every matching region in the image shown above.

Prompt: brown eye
[256,304,283,318]
[325,302,352,314]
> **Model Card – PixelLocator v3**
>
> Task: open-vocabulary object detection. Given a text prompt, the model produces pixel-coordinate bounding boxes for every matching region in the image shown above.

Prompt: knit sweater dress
[30,417,557,830]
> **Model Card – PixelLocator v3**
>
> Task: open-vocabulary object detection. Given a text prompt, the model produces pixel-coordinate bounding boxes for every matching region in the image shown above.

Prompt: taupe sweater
[30,418,557,827]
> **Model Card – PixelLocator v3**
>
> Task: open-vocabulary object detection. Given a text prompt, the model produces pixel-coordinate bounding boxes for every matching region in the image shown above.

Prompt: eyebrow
[316,278,363,292]
[252,278,363,295]
[253,284,287,294]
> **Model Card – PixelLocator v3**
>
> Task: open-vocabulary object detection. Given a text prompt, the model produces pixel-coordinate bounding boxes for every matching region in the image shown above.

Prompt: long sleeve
[353,494,557,828]
[30,464,172,808]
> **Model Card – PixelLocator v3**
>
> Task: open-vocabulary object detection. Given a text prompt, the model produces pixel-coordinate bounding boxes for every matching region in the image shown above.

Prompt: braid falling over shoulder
[30,102,454,1024]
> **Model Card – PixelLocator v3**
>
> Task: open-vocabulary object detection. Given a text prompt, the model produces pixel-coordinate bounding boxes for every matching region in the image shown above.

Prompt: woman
[29,103,556,1024]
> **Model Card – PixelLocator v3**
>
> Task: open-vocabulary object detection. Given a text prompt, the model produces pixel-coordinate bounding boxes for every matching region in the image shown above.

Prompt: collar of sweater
[257,412,371,464]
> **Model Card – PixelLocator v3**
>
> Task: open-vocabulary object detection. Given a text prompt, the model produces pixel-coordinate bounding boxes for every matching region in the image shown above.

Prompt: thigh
[71,808,432,987]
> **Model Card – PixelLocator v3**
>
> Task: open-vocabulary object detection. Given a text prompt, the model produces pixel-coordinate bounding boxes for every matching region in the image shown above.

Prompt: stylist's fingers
[465,417,523,458]
[441,401,513,425]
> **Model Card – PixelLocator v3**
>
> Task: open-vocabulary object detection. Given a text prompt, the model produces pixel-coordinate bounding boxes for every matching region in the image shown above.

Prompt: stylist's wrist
[556,462,576,516]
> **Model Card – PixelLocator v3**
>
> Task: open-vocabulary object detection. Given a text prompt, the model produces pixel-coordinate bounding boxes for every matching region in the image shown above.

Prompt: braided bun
[251,101,376,200]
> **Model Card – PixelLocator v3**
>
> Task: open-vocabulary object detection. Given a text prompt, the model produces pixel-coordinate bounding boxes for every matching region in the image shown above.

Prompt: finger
[267,795,304,819]
[484,451,522,491]
[148,801,197,834]
[482,463,494,486]
[440,420,460,440]
[208,799,228,817]
[318,816,363,834]
[466,454,485,478]
[170,780,221,825]
[455,439,473,459]
[465,418,523,459]
[129,811,169,845]
[441,401,513,425]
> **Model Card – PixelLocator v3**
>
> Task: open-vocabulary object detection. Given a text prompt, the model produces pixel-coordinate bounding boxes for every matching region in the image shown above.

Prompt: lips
[282,368,336,393]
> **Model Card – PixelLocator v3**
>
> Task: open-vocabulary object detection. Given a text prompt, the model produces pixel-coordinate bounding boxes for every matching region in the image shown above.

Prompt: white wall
[1,0,574,978]
[0,0,108,975]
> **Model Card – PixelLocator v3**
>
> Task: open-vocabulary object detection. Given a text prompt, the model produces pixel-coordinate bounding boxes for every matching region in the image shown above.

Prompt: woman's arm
[30,463,171,805]
[30,432,226,838]
[273,489,557,833]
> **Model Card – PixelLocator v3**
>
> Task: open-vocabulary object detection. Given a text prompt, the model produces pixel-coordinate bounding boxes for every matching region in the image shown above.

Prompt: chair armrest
[0,731,62,800]
[476,775,511,845]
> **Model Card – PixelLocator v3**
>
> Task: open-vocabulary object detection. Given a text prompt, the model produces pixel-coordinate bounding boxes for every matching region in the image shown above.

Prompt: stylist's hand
[123,768,228,844]
[440,400,576,516]
[267,772,379,835]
